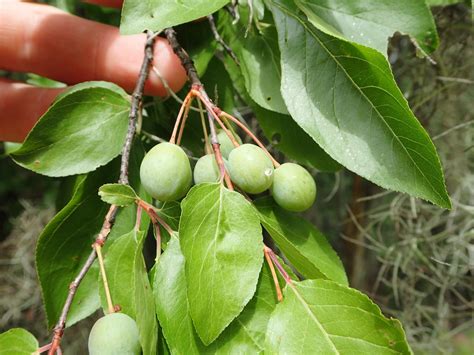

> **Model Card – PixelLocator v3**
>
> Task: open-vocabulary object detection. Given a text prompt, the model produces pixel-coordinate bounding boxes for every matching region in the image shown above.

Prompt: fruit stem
[94,243,115,314]
[135,204,142,231]
[137,199,174,235]
[222,115,239,143]
[219,111,281,168]
[136,200,162,260]
[37,343,53,354]
[169,91,193,144]
[154,222,162,261]
[151,65,206,114]
[213,113,241,148]
[176,96,193,145]
[264,246,283,302]
[197,100,212,155]
[265,245,293,285]
[164,27,234,190]
[192,87,234,190]
[191,89,239,148]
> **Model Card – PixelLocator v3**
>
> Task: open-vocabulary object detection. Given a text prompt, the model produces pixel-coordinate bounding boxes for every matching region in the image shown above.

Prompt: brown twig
[226,1,240,24]
[119,32,156,184]
[207,14,240,65]
[46,32,156,355]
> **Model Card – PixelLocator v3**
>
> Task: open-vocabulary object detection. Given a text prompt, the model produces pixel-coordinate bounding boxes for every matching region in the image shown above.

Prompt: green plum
[88,313,141,355]
[211,130,242,159]
[271,163,316,212]
[228,144,274,194]
[194,154,221,184]
[140,142,192,201]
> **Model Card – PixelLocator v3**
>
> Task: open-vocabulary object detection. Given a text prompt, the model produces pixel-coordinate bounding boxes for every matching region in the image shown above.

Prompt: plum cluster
[139,134,317,212]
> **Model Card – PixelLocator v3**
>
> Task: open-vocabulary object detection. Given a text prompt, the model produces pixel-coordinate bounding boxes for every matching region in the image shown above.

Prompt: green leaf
[55,81,129,101]
[99,183,138,206]
[219,53,340,172]
[154,236,279,353]
[270,0,451,208]
[255,197,348,285]
[253,102,342,172]
[12,82,130,177]
[266,279,412,354]
[36,144,150,328]
[99,229,157,355]
[179,183,264,344]
[208,258,280,353]
[295,0,438,56]
[120,0,230,35]
[0,328,38,355]
[219,10,288,114]
[156,201,181,247]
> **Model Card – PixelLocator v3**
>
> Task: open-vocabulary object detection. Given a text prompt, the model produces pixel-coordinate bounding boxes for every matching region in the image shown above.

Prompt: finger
[83,0,123,7]
[0,2,187,96]
[0,79,64,143]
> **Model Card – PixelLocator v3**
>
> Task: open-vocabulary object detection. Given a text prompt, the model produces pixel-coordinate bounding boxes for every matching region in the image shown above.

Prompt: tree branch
[46,32,156,355]
[164,28,201,86]
[119,32,156,184]
[207,14,240,66]
[164,27,234,189]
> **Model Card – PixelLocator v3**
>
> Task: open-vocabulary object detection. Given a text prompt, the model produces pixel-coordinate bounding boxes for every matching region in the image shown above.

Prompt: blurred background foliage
[0,1,472,353]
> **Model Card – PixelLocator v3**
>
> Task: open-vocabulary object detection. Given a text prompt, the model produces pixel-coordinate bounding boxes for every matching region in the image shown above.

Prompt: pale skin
[0,0,187,142]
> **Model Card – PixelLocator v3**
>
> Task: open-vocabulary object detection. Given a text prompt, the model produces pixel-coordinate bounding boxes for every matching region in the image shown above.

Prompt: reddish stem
[209,109,240,148]
[135,204,143,231]
[191,87,234,190]
[154,222,162,260]
[264,246,283,302]
[177,96,194,145]
[265,246,292,284]
[212,142,234,190]
[38,343,52,354]
[170,91,193,144]
[136,199,174,235]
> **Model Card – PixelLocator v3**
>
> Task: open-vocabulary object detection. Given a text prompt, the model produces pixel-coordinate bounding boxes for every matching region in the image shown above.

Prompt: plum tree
[193,154,222,184]
[139,142,192,201]
[228,144,274,194]
[88,313,141,355]
[4,2,451,353]
[213,130,242,159]
[271,163,316,212]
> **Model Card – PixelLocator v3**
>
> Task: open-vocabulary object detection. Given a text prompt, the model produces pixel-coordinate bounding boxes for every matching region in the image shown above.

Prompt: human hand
[0,0,187,143]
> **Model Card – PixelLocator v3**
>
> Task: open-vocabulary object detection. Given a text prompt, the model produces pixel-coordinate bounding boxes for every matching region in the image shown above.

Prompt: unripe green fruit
[140,142,192,201]
[88,313,141,355]
[271,163,316,212]
[194,154,220,184]
[212,130,242,159]
[228,144,274,194]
